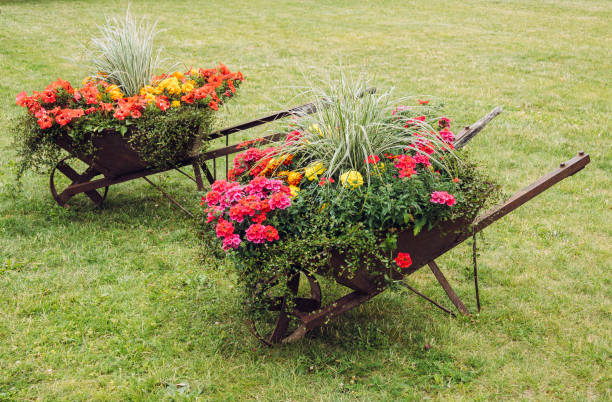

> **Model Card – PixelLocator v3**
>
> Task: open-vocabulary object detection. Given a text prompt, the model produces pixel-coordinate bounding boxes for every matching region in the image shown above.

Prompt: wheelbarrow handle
[472,151,590,233]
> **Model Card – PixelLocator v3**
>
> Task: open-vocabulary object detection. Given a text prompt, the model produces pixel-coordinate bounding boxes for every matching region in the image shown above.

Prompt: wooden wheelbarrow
[244,109,590,345]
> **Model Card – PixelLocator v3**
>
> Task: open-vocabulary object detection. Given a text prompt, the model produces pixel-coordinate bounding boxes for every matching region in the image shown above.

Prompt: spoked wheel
[50,157,109,207]
[248,270,322,345]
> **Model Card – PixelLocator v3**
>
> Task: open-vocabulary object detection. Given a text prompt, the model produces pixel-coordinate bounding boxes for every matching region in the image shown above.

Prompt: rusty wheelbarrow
[244,108,590,344]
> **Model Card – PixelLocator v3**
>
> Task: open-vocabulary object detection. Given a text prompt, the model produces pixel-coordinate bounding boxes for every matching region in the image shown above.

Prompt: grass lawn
[1,0,610,400]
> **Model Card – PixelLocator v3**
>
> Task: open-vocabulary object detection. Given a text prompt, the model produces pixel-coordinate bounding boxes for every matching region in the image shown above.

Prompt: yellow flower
[370,162,386,175]
[289,185,300,198]
[181,81,195,93]
[340,170,364,189]
[144,93,156,104]
[171,71,185,80]
[139,85,154,95]
[304,162,326,181]
[187,68,199,77]
[287,171,303,186]
[309,124,323,136]
[82,76,93,86]
[106,85,124,100]
[171,100,181,108]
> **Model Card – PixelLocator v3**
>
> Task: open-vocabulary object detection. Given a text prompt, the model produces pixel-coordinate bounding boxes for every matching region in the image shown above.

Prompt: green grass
[1,0,610,400]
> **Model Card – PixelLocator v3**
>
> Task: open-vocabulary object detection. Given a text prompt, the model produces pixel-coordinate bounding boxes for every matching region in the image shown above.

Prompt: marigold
[340,170,364,189]
[305,162,325,180]
[286,171,303,186]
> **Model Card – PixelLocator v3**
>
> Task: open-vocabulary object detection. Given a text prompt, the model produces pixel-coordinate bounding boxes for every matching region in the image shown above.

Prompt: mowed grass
[0,0,610,400]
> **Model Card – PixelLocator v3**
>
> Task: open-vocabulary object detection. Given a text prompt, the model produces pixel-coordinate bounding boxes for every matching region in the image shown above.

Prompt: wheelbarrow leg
[428,261,470,315]
[192,163,205,191]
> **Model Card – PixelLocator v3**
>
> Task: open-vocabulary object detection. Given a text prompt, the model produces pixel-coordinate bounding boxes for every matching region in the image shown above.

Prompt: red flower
[215,219,234,238]
[394,154,416,178]
[41,89,56,104]
[452,177,459,183]
[430,191,456,206]
[156,96,170,111]
[365,154,380,164]
[318,177,335,186]
[418,99,429,105]
[222,234,241,250]
[265,225,279,241]
[394,252,412,268]
[208,100,219,111]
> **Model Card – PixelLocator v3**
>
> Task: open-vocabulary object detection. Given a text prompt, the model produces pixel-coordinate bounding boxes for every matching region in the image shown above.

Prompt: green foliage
[128,106,214,168]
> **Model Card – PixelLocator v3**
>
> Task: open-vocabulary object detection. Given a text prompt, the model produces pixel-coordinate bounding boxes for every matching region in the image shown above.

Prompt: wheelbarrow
[243,108,590,344]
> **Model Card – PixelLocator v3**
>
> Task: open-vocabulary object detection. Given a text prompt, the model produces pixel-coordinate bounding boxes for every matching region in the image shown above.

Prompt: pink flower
[438,117,451,129]
[222,234,241,250]
[391,105,410,115]
[413,153,430,166]
[245,224,268,243]
[268,192,291,210]
[439,129,454,144]
[430,191,456,206]
[225,185,244,203]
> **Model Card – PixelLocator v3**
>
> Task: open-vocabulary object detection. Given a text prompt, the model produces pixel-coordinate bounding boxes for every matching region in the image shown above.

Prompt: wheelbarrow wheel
[50,157,109,207]
[248,270,321,345]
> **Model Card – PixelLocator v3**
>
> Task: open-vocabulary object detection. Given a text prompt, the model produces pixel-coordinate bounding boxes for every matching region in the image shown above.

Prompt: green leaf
[413,216,426,236]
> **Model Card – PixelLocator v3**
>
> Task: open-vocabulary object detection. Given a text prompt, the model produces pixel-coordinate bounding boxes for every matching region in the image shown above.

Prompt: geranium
[394,252,412,268]
[222,234,241,250]
[414,153,431,167]
[365,154,380,164]
[394,154,416,178]
[245,224,268,243]
[268,192,291,210]
[438,117,451,129]
[215,219,235,238]
[430,191,456,206]
[439,129,454,144]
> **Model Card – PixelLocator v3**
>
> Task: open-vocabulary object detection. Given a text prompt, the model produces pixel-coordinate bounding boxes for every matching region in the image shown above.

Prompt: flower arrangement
[11,10,244,178]
[13,65,243,176]
[202,77,497,319]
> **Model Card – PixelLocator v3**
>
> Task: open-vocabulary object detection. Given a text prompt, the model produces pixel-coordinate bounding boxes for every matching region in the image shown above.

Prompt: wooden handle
[472,151,590,233]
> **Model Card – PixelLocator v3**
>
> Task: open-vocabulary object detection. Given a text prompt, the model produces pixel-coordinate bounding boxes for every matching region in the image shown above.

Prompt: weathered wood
[428,261,470,315]
[207,103,317,140]
[454,106,502,148]
[472,152,589,233]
